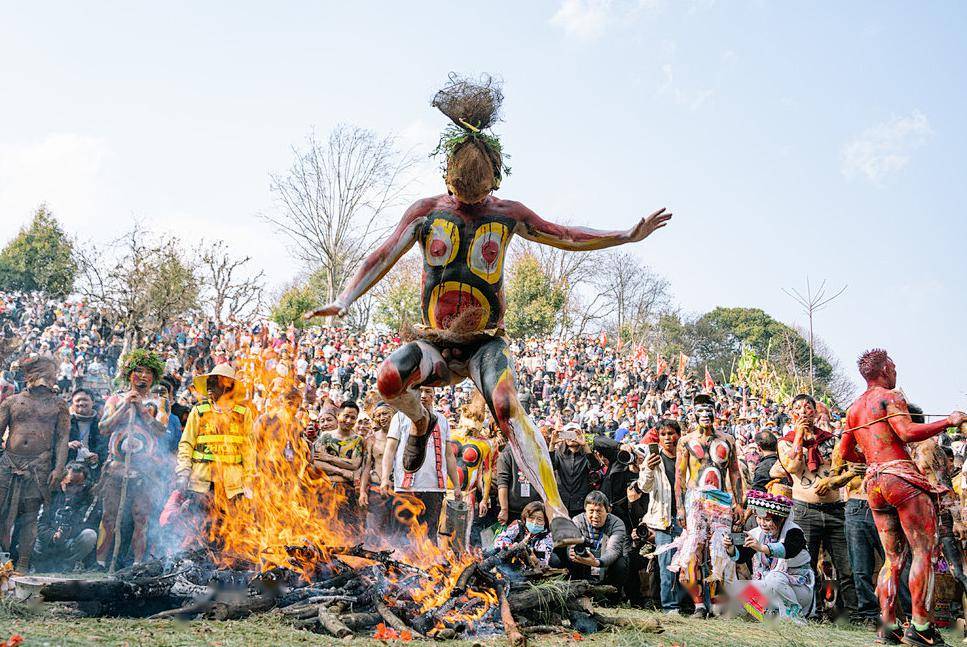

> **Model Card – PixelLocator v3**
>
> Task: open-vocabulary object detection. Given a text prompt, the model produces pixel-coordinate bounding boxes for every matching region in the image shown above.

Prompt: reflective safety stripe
[195,434,246,444]
[192,450,243,464]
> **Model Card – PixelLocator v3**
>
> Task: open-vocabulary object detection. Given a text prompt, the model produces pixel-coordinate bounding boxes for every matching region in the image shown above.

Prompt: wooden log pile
[15,544,664,644]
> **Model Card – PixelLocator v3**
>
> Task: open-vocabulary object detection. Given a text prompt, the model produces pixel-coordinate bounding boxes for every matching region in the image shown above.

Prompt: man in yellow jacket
[176,363,255,502]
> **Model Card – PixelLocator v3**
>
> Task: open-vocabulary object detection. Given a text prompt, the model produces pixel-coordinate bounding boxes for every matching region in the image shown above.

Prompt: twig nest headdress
[120,348,165,384]
[432,73,511,195]
[22,355,57,388]
[746,490,793,518]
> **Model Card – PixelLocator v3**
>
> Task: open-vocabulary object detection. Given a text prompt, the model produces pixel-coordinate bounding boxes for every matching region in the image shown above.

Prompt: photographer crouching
[564,491,629,590]
[32,462,101,571]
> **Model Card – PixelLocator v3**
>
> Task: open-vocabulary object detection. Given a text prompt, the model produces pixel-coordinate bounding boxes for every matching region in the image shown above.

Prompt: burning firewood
[375,599,426,640]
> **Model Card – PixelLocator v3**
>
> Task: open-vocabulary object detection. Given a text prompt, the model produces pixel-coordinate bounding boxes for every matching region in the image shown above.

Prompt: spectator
[312,400,365,531]
[492,501,555,570]
[565,491,629,589]
[381,387,462,546]
[638,419,684,614]
[495,444,542,528]
[551,422,600,518]
[33,462,101,571]
[751,430,784,492]
[68,388,103,468]
[778,394,857,619]
[724,490,813,621]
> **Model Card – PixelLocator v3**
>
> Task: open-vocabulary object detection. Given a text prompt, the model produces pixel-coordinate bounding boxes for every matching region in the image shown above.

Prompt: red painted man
[305,75,672,545]
[839,349,966,646]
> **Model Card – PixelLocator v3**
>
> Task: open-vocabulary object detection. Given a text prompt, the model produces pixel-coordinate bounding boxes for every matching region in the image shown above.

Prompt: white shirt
[387,410,450,493]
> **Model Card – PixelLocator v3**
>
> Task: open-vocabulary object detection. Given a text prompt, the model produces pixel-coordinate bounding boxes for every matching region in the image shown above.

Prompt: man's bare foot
[402,412,437,473]
[550,516,584,548]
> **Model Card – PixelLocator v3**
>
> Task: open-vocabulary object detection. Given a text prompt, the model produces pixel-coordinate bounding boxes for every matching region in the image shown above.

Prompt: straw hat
[192,363,238,395]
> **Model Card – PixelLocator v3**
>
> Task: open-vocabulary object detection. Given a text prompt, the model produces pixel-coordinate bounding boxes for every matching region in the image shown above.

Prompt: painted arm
[513,202,671,251]
[727,438,744,509]
[381,436,399,488]
[886,393,963,443]
[51,401,71,483]
[778,438,804,476]
[359,438,372,495]
[445,441,462,500]
[98,396,130,435]
[673,438,688,523]
[303,200,430,319]
[837,427,864,465]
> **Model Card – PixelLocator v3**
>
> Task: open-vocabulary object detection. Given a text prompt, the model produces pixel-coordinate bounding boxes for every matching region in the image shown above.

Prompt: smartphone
[648,443,660,456]
[730,531,747,546]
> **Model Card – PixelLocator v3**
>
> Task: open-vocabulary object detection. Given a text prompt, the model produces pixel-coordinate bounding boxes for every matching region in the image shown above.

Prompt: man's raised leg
[467,338,582,546]
[377,340,451,472]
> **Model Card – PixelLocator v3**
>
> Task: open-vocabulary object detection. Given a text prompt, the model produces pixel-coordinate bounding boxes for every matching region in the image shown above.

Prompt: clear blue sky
[2,1,965,413]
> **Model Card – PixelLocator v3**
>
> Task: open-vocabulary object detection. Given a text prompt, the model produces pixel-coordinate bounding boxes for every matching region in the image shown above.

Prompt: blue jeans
[654,522,684,611]
[844,498,881,619]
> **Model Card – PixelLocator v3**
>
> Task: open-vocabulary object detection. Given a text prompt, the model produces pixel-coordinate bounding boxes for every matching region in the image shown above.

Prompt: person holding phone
[638,419,684,613]
[724,490,813,621]
[550,422,600,519]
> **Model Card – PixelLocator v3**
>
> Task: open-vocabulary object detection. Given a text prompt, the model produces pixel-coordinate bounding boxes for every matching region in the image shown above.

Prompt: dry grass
[0,604,962,647]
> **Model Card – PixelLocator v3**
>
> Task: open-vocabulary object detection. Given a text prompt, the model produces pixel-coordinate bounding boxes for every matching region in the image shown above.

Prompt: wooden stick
[317,606,353,638]
[109,421,134,574]
[497,585,526,647]
[337,612,382,630]
[374,600,425,640]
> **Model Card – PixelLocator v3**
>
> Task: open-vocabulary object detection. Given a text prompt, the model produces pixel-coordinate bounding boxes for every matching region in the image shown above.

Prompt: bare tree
[513,237,603,337]
[782,277,847,394]
[593,252,671,344]
[261,125,418,308]
[197,240,266,324]
[75,224,200,355]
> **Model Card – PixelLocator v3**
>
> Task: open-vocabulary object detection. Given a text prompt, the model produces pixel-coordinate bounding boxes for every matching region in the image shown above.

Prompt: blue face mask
[525,521,545,534]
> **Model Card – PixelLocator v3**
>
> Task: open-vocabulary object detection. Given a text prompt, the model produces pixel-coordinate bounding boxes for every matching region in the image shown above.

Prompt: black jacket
[495,447,542,516]
[36,488,101,547]
[69,415,105,464]
[551,447,601,515]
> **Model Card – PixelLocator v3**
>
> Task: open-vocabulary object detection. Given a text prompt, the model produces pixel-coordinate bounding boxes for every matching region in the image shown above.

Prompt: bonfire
[12,343,656,644]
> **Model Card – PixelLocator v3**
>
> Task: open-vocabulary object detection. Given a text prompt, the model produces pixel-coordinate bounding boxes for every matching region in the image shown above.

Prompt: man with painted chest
[304,74,672,547]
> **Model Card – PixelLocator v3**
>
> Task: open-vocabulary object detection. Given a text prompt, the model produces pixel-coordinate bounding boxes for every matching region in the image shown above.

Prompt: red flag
[598,331,608,348]
[677,352,689,379]
[656,355,668,375]
[705,366,715,391]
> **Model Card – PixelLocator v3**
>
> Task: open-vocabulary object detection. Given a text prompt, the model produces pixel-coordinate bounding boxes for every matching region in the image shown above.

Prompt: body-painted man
[305,75,672,545]
[0,356,70,571]
[840,349,966,646]
[96,349,169,567]
[673,393,743,617]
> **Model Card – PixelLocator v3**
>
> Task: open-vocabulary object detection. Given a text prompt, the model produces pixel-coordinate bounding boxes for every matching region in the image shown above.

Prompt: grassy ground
[2,601,963,647]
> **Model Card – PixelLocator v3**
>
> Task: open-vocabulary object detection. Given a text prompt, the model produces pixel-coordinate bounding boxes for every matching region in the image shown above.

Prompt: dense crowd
[2,291,966,630]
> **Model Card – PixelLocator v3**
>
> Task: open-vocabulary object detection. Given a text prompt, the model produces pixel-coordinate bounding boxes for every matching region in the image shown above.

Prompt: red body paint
[841,351,958,626]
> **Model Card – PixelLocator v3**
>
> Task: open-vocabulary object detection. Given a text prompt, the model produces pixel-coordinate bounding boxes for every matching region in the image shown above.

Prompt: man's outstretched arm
[304,199,431,319]
[886,394,965,443]
[511,202,671,251]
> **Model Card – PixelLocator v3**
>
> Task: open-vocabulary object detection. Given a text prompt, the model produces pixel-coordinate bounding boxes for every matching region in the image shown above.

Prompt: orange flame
[192,343,474,596]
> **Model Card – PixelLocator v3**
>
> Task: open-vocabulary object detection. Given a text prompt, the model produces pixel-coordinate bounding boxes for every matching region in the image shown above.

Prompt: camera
[573,541,592,558]
[616,445,648,465]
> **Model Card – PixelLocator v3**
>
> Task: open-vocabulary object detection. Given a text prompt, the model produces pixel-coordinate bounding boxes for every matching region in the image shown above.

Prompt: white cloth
[387,410,450,493]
